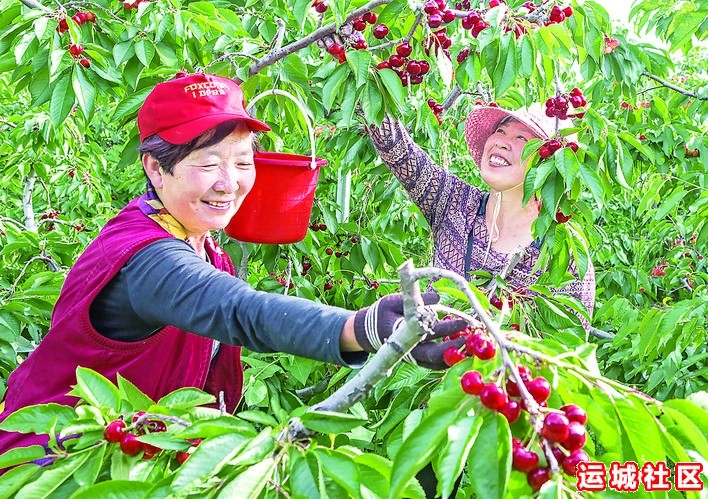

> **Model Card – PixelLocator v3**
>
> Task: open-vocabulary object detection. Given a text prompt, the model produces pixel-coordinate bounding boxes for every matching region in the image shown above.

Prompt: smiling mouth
[488,154,511,167]
[203,200,232,209]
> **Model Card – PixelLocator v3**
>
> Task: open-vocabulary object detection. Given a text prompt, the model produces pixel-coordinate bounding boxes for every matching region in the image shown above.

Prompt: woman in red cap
[0,73,466,458]
[369,106,595,327]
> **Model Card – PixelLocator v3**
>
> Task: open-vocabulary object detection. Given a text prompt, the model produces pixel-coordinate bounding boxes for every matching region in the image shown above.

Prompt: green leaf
[318,449,362,499]
[518,35,534,78]
[16,451,89,498]
[236,409,279,427]
[346,50,371,89]
[177,416,257,440]
[117,374,155,412]
[112,86,152,124]
[613,397,664,462]
[216,457,276,498]
[156,387,215,409]
[493,34,517,98]
[171,433,250,489]
[661,401,708,458]
[378,68,405,105]
[653,185,685,220]
[0,403,76,435]
[70,480,152,498]
[667,11,706,52]
[71,65,95,119]
[578,160,604,206]
[300,410,368,434]
[0,445,45,468]
[73,444,106,488]
[435,415,482,499]
[49,72,75,127]
[467,413,511,499]
[112,40,135,66]
[0,464,41,498]
[322,63,349,111]
[74,367,121,412]
[134,38,156,67]
[389,407,459,498]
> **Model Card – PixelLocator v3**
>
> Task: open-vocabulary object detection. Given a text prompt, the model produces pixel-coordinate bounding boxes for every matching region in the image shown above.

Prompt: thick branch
[20,0,51,11]
[22,170,38,233]
[641,71,704,100]
[248,0,390,77]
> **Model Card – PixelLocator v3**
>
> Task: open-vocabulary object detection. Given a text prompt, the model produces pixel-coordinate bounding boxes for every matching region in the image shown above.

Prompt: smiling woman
[0,72,470,459]
[368,104,595,327]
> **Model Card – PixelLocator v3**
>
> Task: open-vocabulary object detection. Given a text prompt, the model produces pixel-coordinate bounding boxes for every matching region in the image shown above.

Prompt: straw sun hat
[464,103,572,167]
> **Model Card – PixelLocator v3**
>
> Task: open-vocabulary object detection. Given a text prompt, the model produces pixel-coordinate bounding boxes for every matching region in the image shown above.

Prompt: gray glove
[353,292,468,370]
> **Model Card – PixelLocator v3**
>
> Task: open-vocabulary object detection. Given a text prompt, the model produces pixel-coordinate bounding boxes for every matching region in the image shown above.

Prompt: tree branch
[22,170,38,233]
[641,71,704,100]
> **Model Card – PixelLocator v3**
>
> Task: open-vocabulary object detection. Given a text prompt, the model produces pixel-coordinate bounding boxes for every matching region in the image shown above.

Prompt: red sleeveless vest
[0,199,243,451]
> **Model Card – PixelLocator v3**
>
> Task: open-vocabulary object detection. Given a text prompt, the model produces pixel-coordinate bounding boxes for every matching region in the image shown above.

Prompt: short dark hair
[139,121,242,175]
[496,115,520,128]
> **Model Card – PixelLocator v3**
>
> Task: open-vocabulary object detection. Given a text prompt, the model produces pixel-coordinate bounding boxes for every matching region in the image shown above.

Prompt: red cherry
[517,365,532,382]
[512,446,539,473]
[569,95,584,108]
[323,282,333,291]
[314,1,328,13]
[547,139,562,152]
[142,442,161,459]
[355,38,368,50]
[563,6,573,17]
[325,247,334,255]
[555,211,572,224]
[541,412,570,442]
[480,383,508,411]
[526,377,551,403]
[551,445,566,466]
[490,295,503,310]
[549,5,565,23]
[456,48,470,63]
[396,42,413,57]
[104,420,127,443]
[505,379,521,397]
[562,421,587,451]
[528,467,551,491]
[566,141,579,153]
[79,58,91,68]
[442,10,456,22]
[373,24,389,39]
[84,11,96,23]
[538,145,552,159]
[443,346,467,366]
[427,12,443,28]
[499,399,521,423]
[363,12,377,24]
[388,54,405,67]
[353,18,367,31]
[176,451,190,464]
[377,61,391,70]
[460,370,485,395]
[371,280,380,289]
[466,333,496,360]
[406,60,422,75]
[423,1,438,14]
[418,60,430,75]
[56,18,69,33]
[570,87,582,96]
[489,0,500,6]
[560,404,587,425]
[120,433,143,456]
[69,44,84,57]
[562,449,589,476]
[327,43,342,55]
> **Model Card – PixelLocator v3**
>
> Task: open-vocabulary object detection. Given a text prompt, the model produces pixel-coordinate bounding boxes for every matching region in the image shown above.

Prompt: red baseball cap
[137,73,271,144]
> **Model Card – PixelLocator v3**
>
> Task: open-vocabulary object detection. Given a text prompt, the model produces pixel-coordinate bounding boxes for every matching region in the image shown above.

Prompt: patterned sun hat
[464,103,566,167]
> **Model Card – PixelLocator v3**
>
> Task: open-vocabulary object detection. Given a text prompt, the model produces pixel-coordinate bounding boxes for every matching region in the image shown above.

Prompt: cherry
[442,10,455,22]
[176,451,190,464]
[551,445,566,466]
[418,60,430,75]
[466,333,496,360]
[512,446,539,473]
[560,404,587,425]
[314,1,328,13]
[79,58,91,68]
[396,42,412,57]
[505,378,521,397]
[364,12,378,23]
[56,18,69,34]
[423,1,438,14]
[323,282,333,291]
[353,18,367,31]
[69,44,84,57]
[549,5,565,23]
[373,24,389,39]
[563,6,573,17]
[443,346,467,366]
[376,61,391,70]
[427,12,443,28]
[566,141,579,153]
[555,211,572,224]
[527,467,551,491]
[327,43,342,55]
[355,38,368,50]
[460,370,484,395]
[119,433,143,456]
[325,248,334,255]
[406,60,422,75]
[538,145,552,159]
[517,365,532,382]
[489,0,501,6]
[562,449,589,476]
[490,295,503,310]
[499,399,521,423]
[371,280,380,289]
[84,11,96,23]
[104,420,127,443]
[561,421,586,451]
[389,54,405,67]
[456,48,470,63]
[480,383,508,411]
[541,412,570,442]
[526,376,551,403]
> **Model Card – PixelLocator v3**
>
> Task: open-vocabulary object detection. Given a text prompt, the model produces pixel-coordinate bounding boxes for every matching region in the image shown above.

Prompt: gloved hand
[353,292,468,370]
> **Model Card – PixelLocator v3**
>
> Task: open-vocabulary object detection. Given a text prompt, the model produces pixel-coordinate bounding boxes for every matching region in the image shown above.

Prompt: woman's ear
[142,154,164,189]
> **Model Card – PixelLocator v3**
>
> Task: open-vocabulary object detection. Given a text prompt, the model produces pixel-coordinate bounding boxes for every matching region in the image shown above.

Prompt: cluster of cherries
[443,324,590,491]
[544,87,587,120]
[377,42,431,87]
[538,138,578,159]
[103,412,197,463]
[55,11,95,67]
[547,5,574,24]
[123,0,149,9]
[324,12,379,63]
[460,11,490,38]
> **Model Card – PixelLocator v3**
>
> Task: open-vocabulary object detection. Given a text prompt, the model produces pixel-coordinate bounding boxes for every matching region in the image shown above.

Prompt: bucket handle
[247,89,318,170]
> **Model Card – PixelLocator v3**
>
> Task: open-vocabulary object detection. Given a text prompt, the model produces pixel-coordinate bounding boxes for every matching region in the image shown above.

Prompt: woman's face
[479,120,535,192]
[153,122,255,238]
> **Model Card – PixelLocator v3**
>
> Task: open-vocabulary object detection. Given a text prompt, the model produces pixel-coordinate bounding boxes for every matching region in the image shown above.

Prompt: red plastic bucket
[225,151,326,243]
[225,89,325,244]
